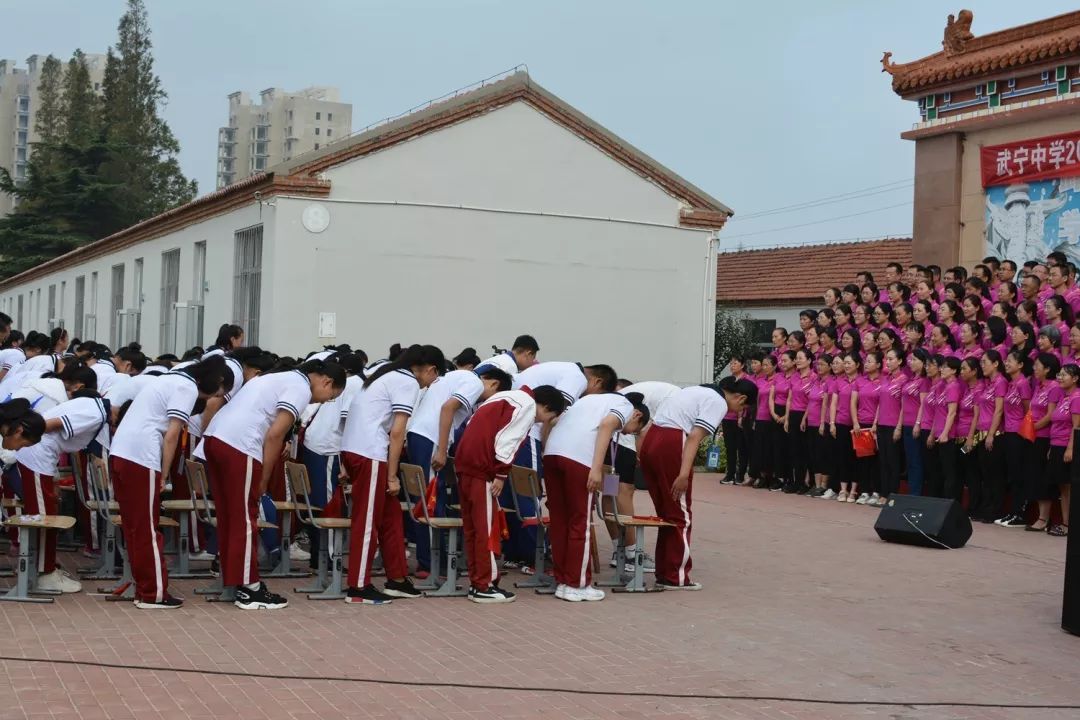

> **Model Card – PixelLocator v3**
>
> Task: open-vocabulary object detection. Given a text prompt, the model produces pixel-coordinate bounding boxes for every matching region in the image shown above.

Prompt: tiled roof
[716,238,912,304]
[885,10,1080,95]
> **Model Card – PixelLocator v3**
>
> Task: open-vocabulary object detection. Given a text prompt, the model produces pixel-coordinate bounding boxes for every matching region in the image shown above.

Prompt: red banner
[981,130,1080,188]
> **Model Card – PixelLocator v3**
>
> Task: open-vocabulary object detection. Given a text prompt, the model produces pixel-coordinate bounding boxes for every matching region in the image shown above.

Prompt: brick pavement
[1,475,1078,720]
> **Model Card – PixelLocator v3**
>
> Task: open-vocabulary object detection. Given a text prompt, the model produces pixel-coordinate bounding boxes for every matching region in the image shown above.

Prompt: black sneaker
[720,475,735,485]
[210,557,220,577]
[134,595,183,610]
[234,582,288,610]
[768,479,784,492]
[383,577,422,598]
[782,482,798,494]
[1001,515,1027,528]
[752,478,768,489]
[468,585,516,604]
[344,584,393,605]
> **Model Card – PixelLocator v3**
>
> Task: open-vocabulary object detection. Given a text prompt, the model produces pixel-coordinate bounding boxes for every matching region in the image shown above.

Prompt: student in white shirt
[640,377,757,590]
[0,332,56,400]
[0,330,26,386]
[205,323,245,355]
[15,392,110,594]
[604,379,680,570]
[11,362,98,414]
[96,344,148,396]
[475,334,540,376]
[501,361,617,567]
[0,397,45,459]
[110,356,234,609]
[197,359,345,610]
[341,344,445,605]
[543,392,649,602]
[404,366,508,575]
[297,352,365,569]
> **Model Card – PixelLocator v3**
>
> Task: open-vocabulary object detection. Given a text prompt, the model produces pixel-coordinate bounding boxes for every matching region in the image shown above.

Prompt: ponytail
[298,359,347,389]
[363,344,445,388]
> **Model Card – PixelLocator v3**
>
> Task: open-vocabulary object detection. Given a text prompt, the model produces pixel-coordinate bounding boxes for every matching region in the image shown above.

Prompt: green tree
[100,0,196,226]
[62,50,100,147]
[31,55,65,173]
[713,305,760,381]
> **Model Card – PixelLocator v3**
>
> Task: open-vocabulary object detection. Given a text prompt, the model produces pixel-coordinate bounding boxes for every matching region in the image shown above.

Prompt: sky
[6,0,1079,251]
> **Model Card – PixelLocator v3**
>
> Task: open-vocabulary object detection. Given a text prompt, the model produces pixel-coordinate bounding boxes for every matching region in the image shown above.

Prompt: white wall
[0,203,269,356]
[265,196,715,386]
[322,101,683,226]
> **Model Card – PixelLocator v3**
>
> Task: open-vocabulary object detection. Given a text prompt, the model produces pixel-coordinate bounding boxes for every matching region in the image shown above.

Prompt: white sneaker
[855,493,870,505]
[289,543,311,561]
[627,551,656,573]
[579,585,605,602]
[820,489,837,500]
[188,551,215,562]
[36,569,82,594]
[836,490,848,502]
[554,583,568,599]
[560,586,584,602]
[608,552,618,569]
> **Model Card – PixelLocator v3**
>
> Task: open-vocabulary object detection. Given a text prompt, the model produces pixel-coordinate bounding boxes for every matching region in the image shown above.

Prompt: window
[744,319,776,349]
[314,143,319,150]
[88,271,98,340]
[132,257,144,342]
[110,264,125,347]
[327,112,332,122]
[47,284,56,325]
[17,115,27,129]
[17,295,23,330]
[59,281,66,322]
[315,111,321,120]
[326,128,332,138]
[315,127,320,136]
[17,96,29,113]
[233,225,263,345]
[160,249,181,353]
[74,276,85,338]
[16,131,27,146]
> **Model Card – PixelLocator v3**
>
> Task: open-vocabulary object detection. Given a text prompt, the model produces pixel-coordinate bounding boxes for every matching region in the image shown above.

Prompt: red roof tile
[884,9,1080,95]
[716,238,912,304]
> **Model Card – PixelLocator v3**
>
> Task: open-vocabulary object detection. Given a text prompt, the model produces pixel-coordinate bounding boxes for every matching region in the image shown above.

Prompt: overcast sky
[7,1,1078,249]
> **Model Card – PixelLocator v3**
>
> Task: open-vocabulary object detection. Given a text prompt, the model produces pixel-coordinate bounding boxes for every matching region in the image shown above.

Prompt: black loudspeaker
[874,494,972,549]
[1063,477,1080,636]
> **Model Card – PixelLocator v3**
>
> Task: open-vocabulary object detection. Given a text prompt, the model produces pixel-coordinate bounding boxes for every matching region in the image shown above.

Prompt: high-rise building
[217,86,352,188]
[0,53,107,217]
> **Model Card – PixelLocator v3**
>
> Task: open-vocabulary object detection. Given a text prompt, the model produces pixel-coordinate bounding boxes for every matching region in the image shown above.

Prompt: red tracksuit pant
[343,452,406,588]
[18,464,56,574]
[458,472,498,590]
[543,455,594,588]
[112,456,168,602]
[203,437,261,587]
[640,425,694,586]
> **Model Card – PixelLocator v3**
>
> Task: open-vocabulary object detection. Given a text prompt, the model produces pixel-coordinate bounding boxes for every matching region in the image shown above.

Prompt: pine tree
[100,0,196,226]
[61,50,100,147]
[33,55,65,146]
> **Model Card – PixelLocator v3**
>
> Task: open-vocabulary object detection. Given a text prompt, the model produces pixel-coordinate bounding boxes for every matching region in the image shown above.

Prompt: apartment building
[217,86,352,188]
[0,53,107,216]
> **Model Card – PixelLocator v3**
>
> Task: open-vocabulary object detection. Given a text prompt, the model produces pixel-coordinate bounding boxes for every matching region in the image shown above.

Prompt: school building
[0,71,731,387]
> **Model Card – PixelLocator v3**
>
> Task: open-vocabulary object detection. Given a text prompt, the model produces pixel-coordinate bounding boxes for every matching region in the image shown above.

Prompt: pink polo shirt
[931,379,961,437]
[1049,387,1080,447]
[1003,376,1032,433]
[854,374,883,426]
[755,375,773,422]
[955,381,982,439]
[788,371,813,412]
[878,371,906,427]
[977,374,1007,433]
[833,376,858,426]
[1065,288,1080,317]
[772,371,792,410]
[1030,378,1063,439]
[901,375,930,427]
[957,345,984,361]
[806,375,828,427]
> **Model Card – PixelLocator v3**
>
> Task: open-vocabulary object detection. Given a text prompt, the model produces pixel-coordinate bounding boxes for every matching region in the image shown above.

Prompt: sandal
[1025,520,1049,532]
[1048,524,1069,537]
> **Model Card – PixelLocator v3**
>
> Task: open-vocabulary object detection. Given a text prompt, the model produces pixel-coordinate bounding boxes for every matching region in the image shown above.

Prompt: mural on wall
[983,130,1080,265]
[985,178,1080,264]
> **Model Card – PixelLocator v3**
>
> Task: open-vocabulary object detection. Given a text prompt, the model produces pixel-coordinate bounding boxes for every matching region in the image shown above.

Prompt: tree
[713,305,760,381]
[32,55,65,161]
[99,0,196,226]
[62,50,100,147]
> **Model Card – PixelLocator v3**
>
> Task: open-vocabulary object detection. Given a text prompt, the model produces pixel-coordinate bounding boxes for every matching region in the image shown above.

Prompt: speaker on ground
[874,494,972,549]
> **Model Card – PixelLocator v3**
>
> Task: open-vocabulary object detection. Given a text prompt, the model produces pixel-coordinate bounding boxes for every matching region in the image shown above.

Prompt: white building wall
[321,102,681,226]
[264,196,714,386]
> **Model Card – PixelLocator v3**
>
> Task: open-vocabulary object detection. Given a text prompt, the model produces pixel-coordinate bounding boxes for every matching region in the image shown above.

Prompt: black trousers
[877,425,903,497]
[854,451,879,494]
[770,411,790,481]
[1002,432,1031,515]
[787,410,808,486]
[976,436,1005,519]
[959,442,981,512]
[737,418,753,479]
[750,418,773,479]
[721,418,742,480]
[1025,438,1051,504]
[833,424,854,489]
[924,435,959,498]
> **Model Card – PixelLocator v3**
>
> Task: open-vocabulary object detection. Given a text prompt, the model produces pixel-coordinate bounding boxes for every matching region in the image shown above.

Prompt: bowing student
[404,365,507,575]
[0,330,25,385]
[11,361,97,413]
[110,357,233,609]
[341,345,445,605]
[454,384,565,603]
[14,390,111,594]
[640,377,756,590]
[543,391,650,602]
[197,358,345,610]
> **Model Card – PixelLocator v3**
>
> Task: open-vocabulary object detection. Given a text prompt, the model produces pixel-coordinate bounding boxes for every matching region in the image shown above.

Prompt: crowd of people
[0,319,757,610]
[719,254,1078,539]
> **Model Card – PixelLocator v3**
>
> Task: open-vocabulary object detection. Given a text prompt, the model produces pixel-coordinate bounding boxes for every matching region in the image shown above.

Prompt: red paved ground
[1,475,1078,720]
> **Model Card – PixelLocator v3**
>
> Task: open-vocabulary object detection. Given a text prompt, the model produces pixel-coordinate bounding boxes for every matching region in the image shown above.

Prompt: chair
[508,465,555,593]
[71,452,121,580]
[399,463,466,597]
[0,509,76,603]
[596,467,672,593]
[284,461,351,600]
